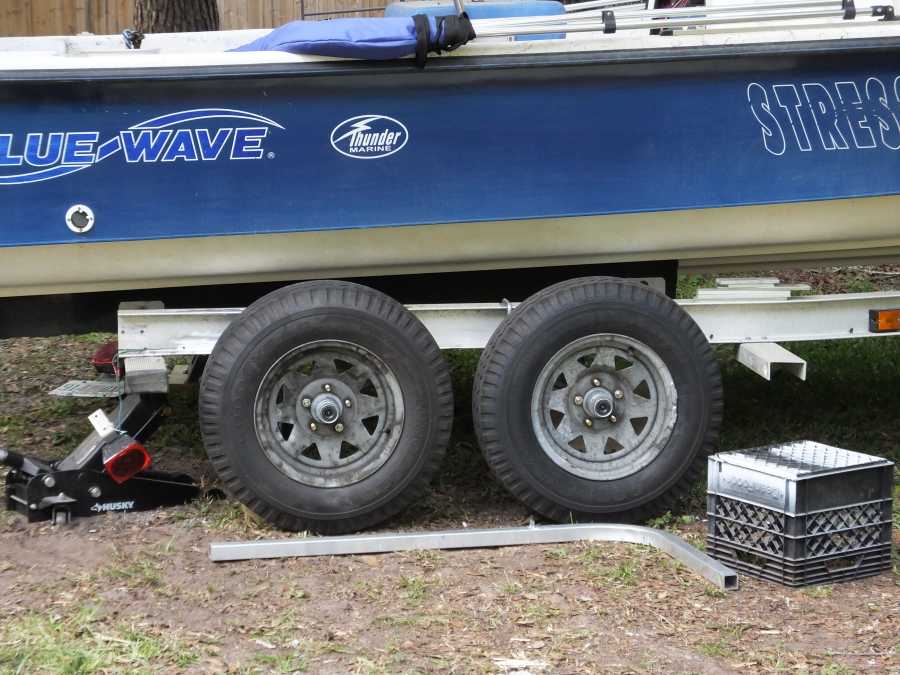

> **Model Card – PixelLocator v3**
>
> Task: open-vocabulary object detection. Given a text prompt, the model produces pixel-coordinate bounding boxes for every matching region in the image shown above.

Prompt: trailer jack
[2,393,199,525]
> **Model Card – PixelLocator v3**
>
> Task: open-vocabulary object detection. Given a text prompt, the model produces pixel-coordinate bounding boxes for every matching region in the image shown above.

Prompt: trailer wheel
[199,281,452,533]
[473,277,721,523]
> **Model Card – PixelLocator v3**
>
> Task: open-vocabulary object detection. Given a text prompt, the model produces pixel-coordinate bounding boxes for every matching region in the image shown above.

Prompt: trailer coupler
[2,393,200,525]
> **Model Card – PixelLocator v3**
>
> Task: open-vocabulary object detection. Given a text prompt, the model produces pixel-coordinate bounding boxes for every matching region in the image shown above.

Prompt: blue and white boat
[0,0,898,303]
[2,0,900,535]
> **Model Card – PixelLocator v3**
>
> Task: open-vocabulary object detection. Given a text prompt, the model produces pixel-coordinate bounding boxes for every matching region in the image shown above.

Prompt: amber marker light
[869,309,900,333]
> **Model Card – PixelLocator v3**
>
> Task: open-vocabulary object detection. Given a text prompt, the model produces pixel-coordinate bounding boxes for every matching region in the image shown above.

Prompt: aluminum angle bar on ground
[209,522,739,590]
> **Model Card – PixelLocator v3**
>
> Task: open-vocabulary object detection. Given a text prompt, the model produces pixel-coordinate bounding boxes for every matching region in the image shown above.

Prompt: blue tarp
[232,16,450,60]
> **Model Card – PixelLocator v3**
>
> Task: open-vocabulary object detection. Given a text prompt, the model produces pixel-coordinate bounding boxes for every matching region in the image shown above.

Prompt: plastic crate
[706,441,894,587]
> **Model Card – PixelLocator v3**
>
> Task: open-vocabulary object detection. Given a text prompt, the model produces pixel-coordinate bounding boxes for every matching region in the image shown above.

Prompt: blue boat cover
[231,14,476,64]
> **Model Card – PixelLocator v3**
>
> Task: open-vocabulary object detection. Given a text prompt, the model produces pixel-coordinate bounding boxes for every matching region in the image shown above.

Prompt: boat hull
[1,37,899,297]
[2,195,900,297]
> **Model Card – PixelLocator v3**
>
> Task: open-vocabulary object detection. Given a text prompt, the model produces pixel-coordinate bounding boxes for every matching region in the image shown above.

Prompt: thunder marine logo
[0,108,284,186]
[747,76,900,155]
[330,115,408,159]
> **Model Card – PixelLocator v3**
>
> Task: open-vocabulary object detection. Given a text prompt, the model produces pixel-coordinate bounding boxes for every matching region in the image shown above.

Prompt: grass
[717,338,900,463]
[398,576,429,605]
[252,651,309,673]
[102,554,164,589]
[606,561,637,585]
[0,605,198,674]
[697,639,734,659]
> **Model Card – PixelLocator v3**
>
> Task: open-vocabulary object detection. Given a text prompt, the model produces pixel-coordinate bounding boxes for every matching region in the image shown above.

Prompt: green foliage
[675,274,716,299]
[398,576,429,605]
[719,339,900,463]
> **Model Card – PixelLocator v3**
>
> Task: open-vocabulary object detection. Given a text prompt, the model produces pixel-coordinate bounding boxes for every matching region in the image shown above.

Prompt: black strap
[437,12,477,51]
[842,0,856,20]
[413,14,430,69]
[602,10,616,34]
[122,28,144,50]
[871,5,895,20]
[412,12,475,69]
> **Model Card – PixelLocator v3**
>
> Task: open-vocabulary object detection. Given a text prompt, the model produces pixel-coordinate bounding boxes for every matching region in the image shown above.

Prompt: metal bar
[736,342,807,381]
[301,7,387,18]
[476,0,841,27]
[209,522,739,590]
[565,0,646,13]
[116,290,900,358]
[474,7,846,38]
[681,291,900,344]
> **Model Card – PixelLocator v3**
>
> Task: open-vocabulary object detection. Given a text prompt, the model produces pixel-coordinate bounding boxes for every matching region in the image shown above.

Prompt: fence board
[0,0,387,36]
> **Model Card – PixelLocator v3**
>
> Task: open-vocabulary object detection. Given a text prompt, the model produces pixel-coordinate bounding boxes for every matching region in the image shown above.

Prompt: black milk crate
[706,441,894,587]
[705,538,892,587]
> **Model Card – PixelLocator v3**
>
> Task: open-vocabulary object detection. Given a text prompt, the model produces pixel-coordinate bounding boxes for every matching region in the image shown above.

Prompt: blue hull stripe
[0,42,899,248]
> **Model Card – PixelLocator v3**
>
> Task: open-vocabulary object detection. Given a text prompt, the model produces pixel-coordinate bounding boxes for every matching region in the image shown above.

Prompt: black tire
[199,280,453,533]
[473,277,722,523]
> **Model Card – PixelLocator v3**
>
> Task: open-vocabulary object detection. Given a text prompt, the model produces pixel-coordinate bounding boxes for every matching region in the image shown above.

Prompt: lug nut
[573,395,584,405]
[614,390,624,400]
[301,397,312,408]
[334,423,345,433]
[584,419,593,428]
[323,384,332,393]
[344,399,352,408]
[592,378,601,387]
[609,415,618,424]
[309,421,318,432]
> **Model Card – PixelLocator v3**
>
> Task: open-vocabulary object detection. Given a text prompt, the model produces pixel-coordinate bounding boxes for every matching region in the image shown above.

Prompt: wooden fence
[0,0,384,37]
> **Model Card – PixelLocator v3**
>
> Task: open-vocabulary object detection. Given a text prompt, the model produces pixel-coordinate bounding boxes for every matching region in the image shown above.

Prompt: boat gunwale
[0,34,899,82]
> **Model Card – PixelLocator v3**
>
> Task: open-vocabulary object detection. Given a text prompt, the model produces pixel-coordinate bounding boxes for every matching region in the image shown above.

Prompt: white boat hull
[2,195,899,298]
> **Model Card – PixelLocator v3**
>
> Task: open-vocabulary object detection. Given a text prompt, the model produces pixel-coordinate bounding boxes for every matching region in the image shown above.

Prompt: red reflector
[869,309,900,333]
[103,442,151,484]
[91,340,120,376]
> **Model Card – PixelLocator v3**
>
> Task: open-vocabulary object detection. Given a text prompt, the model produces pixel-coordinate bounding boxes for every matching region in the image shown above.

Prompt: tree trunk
[134,0,220,33]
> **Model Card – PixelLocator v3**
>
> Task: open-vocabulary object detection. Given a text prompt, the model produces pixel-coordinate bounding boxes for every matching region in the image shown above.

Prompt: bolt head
[592,378,601,387]
[573,395,584,405]
[334,423,345,433]
[344,399,352,408]
[42,475,56,488]
[614,390,624,400]
[301,398,312,408]
[323,384,332,393]
[88,486,102,499]
[309,421,318,432]
[584,418,593,428]
[609,415,618,424]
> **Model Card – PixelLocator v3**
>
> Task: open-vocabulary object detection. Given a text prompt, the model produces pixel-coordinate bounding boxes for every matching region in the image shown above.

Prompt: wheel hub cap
[254,340,404,488]
[310,392,343,425]
[582,387,614,419]
[531,333,677,482]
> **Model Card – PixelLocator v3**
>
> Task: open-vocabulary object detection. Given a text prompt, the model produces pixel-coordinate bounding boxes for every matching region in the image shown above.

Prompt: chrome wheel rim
[530,334,677,481]
[254,340,404,488]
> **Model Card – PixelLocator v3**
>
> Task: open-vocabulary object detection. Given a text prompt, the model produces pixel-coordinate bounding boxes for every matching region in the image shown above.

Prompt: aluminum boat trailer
[2,277,897,532]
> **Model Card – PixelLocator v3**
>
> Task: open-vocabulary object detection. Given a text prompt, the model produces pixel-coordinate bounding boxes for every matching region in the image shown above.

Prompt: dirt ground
[1,267,899,674]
